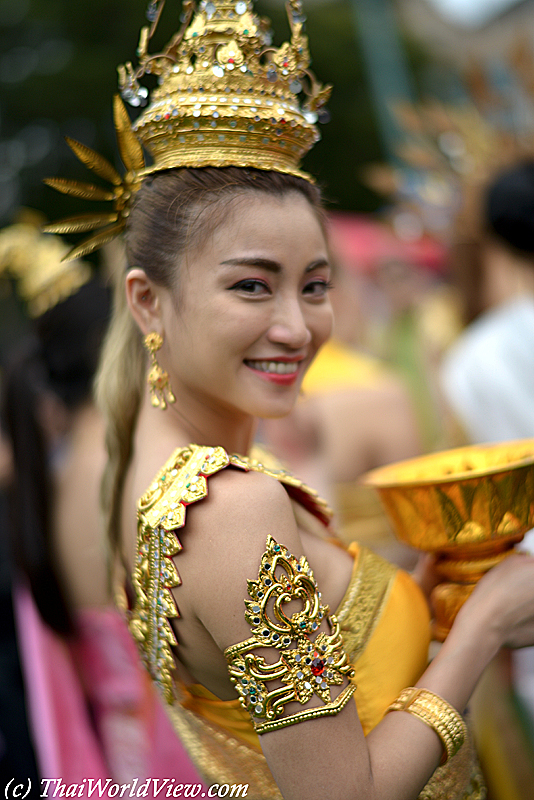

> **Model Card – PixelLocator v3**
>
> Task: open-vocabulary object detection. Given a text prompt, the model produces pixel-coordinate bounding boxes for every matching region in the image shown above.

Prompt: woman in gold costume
[47,1,534,797]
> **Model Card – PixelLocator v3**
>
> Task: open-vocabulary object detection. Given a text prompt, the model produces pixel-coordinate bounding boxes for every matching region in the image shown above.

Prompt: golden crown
[0,223,91,317]
[44,0,331,260]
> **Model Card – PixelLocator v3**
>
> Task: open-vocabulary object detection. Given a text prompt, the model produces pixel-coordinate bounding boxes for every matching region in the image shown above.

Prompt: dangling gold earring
[144,332,176,410]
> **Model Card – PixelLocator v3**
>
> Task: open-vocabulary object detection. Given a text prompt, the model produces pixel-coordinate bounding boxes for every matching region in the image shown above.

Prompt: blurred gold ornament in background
[0,222,91,317]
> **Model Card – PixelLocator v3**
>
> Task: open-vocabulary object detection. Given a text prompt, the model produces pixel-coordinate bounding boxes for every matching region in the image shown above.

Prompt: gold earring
[144,332,176,410]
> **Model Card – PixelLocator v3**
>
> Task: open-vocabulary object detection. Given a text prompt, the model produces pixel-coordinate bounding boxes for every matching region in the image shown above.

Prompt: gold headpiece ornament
[0,223,91,317]
[43,0,331,260]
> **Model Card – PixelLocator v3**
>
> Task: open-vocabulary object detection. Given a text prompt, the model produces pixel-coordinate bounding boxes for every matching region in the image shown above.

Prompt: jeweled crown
[43,0,331,260]
[120,0,331,178]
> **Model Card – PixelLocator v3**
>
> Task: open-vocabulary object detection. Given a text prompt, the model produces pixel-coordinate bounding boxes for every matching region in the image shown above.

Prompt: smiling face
[157,190,333,425]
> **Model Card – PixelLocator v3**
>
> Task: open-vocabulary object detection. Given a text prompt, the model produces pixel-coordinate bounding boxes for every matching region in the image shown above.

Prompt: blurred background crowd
[2,0,534,798]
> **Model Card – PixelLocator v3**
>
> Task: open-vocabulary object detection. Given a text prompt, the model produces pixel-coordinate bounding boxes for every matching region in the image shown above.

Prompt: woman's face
[159,190,333,422]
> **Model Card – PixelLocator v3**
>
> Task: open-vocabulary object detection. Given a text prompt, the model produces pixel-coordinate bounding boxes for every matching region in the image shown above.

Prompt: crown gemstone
[146,1,158,22]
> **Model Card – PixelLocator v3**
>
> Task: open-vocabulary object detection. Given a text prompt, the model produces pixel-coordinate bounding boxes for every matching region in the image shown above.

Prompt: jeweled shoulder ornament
[44,0,331,260]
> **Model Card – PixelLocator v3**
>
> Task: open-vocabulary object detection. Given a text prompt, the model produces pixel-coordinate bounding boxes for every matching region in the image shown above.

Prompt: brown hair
[2,278,111,634]
[95,166,323,567]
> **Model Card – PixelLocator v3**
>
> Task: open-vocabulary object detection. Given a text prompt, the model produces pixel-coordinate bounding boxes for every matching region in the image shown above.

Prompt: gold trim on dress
[336,546,396,662]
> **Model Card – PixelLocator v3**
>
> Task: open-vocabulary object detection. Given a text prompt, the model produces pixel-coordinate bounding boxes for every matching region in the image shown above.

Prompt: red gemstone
[310,655,325,676]
[164,113,171,119]
[228,58,235,64]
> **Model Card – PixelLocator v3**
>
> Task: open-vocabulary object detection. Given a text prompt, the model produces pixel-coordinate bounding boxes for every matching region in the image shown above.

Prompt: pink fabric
[13,583,108,785]
[14,584,206,795]
[327,212,447,274]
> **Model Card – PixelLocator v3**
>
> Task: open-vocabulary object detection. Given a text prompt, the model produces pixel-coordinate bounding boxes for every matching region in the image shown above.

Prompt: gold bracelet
[387,687,467,765]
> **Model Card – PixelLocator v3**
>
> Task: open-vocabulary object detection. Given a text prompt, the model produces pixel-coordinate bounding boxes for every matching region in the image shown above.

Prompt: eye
[229,279,271,296]
[303,279,334,298]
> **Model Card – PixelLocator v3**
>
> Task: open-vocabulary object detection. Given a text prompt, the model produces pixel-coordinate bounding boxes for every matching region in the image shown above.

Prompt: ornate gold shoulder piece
[229,450,333,525]
[138,444,230,530]
[129,444,230,701]
[129,444,334,703]
[225,536,355,733]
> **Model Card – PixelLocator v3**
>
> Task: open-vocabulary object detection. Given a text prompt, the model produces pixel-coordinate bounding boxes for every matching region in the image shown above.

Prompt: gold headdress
[44,0,331,260]
[0,222,91,317]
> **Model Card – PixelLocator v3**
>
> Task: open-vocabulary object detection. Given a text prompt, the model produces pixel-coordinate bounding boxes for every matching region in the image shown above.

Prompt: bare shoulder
[184,465,300,548]
[175,466,303,650]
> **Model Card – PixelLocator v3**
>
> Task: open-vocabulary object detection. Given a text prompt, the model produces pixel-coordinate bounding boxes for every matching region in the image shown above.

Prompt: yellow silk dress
[127,444,485,800]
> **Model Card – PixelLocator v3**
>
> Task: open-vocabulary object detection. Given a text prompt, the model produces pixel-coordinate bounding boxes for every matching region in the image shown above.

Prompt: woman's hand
[455,553,534,650]
[411,553,441,602]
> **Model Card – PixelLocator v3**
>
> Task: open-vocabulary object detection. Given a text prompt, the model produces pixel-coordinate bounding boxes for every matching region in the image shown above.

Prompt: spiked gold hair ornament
[42,96,145,261]
[0,223,91,317]
[44,0,331,261]
[144,332,176,410]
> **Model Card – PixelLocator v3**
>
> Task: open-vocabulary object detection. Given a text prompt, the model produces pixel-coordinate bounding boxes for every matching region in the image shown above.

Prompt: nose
[266,296,313,349]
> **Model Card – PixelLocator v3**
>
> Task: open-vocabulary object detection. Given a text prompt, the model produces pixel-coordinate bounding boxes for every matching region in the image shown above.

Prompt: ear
[125,268,162,336]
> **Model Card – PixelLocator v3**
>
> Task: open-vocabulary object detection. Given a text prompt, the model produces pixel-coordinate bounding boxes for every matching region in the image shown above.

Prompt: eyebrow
[219,257,330,273]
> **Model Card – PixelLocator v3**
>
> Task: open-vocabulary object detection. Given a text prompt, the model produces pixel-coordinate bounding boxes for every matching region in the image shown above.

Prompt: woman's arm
[180,467,534,800]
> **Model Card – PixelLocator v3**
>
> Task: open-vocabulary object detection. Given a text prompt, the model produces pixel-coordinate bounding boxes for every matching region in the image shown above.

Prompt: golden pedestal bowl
[363,440,534,640]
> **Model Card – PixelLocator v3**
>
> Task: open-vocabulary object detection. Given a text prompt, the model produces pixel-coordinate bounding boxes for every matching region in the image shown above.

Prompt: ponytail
[94,271,145,577]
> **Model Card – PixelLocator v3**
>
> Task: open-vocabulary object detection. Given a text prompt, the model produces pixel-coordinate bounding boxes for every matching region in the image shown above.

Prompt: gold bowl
[363,439,534,640]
